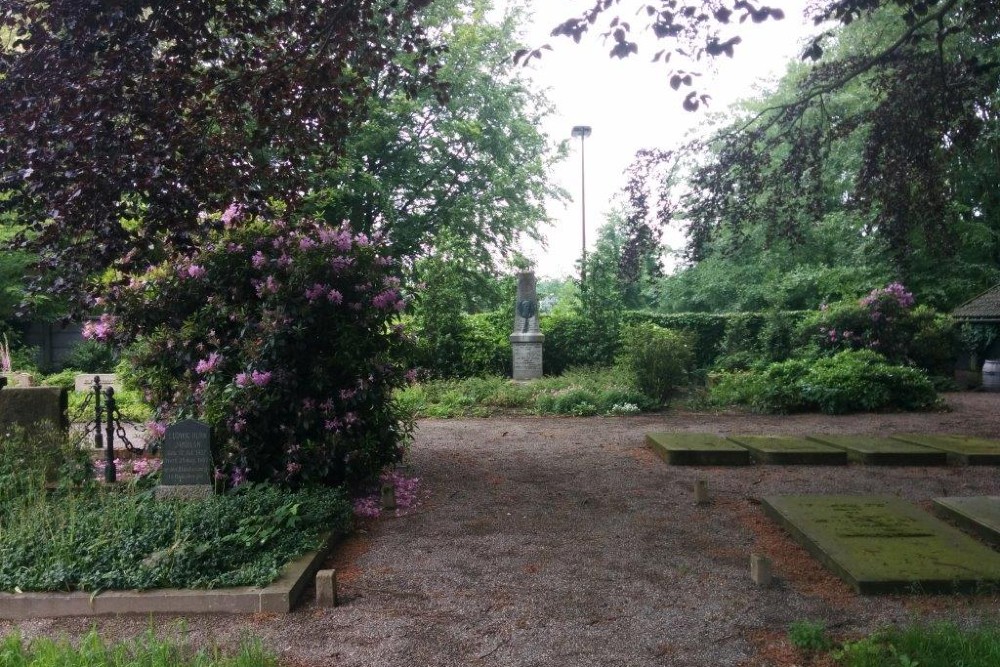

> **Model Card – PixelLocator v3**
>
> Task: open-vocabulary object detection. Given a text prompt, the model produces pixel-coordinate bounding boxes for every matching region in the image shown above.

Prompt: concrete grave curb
[0,532,340,619]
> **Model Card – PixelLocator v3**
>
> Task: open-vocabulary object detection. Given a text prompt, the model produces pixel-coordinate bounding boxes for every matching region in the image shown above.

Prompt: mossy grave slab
[645,433,750,466]
[806,435,946,466]
[933,497,1000,547]
[726,435,847,465]
[891,435,1000,465]
[763,495,1000,594]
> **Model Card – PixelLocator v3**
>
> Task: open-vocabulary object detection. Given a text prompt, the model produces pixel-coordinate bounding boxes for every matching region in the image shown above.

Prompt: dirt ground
[6,392,1000,666]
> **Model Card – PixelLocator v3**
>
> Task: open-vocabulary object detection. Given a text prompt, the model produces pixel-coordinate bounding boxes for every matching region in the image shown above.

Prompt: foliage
[711,349,939,414]
[787,620,832,653]
[107,216,412,487]
[0,0,441,312]
[395,367,657,418]
[799,284,959,375]
[0,475,352,592]
[0,629,277,667]
[62,340,119,374]
[617,323,695,404]
[833,622,1000,667]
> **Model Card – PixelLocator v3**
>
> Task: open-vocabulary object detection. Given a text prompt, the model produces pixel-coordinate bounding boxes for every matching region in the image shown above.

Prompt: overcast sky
[504,1,819,278]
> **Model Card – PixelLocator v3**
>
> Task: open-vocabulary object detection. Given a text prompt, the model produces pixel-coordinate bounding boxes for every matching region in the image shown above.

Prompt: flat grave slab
[933,497,1000,547]
[726,435,847,465]
[806,435,946,466]
[891,434,1000,465]
[645,432,750,466]
[763,495,1000,594]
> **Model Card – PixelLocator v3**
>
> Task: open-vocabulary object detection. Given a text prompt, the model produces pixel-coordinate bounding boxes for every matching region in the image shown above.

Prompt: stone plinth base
[510,334,543,380]
[155,484,213,501]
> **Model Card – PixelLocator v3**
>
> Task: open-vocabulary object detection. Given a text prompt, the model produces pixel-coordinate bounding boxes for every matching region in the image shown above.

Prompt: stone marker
[510,271,544,380]
[645,432,750,466]
[316,569,338,607]
[727,435,847,465]
[156,419,213,500]
[891,434,1000,465]
[806,435,946,466]
[1,372,35,388]
[694,479,710,505]
[0,387,68,432]
[73,373,121,393]
[381,483,397,510]
[933,496,1000,546]
[763,495,1000,594]
[750,554,773,587]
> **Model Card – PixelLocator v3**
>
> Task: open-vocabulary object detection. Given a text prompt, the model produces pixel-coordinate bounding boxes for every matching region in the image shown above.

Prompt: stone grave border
[0,532,339,619]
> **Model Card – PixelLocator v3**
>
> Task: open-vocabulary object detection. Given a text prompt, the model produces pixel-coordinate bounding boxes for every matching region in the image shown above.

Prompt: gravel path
[6,393,1000,666]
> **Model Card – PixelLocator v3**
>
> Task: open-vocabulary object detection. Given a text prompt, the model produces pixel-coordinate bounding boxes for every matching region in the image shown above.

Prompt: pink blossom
[221,202,243,225]
[251,251,267,268]
[251,370,272,387]
[298,237,316,251]
[195,352,221,375]
[305,283,328,302]
[235,372,249,387]
[146,420,168,438]
[286,462,302,475]
[230,467,248,487]
[327,289,343,304]
[187,264,207,279]
[82,314,117,342]
[324,419,342,432]
[354,232,371,247]
[330,257,354,272]
[372,289,399,309]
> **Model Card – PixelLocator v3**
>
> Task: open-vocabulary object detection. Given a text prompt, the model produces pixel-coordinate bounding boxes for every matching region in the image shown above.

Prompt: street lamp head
[571,125,592,138]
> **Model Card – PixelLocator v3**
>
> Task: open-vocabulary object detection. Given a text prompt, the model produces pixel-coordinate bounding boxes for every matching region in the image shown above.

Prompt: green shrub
[461,311,511,376]
[541,312,617,373]
[617,323,695,404]
[711,350,938,414]
[787,620,831,653]
[62,339,119,372]
[40,368,77,388]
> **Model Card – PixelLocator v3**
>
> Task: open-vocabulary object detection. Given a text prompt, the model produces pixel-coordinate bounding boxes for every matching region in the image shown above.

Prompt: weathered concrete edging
[0,532,339,619]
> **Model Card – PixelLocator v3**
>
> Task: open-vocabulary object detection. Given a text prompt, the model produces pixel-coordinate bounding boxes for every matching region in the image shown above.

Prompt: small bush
[63,339,119,373]
[834,622,1000,667]
[618,323,695,404]
[711,350,938,414]
[788,620,831,653]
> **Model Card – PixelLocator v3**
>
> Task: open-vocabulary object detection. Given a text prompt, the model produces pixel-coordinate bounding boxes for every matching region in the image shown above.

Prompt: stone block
[750,554,772,588]
[315,569,338,607]
[728,435,847,465]
[806,435,946,466]
[0,387,68,432]
[933,496,1000,546]
[892,434,1000,465]
[645,432,750,466]
[763,495,1000,594]
[73,373,120,393]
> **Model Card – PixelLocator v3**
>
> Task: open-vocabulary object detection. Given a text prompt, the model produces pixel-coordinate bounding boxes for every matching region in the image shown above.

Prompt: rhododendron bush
[102,215,413,487]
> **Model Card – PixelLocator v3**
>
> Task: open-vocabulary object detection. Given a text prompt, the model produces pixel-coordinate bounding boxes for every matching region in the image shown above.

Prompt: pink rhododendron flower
[252,251,267,268]
[187,264,207,279]
[235,372,249,387]
[250,370,272,387]
[82,314,117,342]
[327,289,343,304]
[195,352,221,375]
[221,202,243,225]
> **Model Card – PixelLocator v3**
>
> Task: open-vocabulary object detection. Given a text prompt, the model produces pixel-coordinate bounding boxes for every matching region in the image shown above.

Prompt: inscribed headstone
[0,387,68,432]
[156,419,213,500]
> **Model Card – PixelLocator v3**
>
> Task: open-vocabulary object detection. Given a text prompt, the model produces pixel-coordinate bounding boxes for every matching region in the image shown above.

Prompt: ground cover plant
[0,426,352,592]
[0,629,275,667]
[788,621,1000,667]
[395,367,656,418]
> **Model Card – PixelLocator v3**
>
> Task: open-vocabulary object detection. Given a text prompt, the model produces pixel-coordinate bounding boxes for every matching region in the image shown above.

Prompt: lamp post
[571,125,592,284]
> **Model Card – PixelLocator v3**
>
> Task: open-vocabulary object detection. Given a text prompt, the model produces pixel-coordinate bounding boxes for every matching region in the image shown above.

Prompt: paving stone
[763,495,1000,594]
[645,432,750,466]
[892,434,1000,465]
[933,496,1000,546]
[806,435,946,466]
[727,435,847,465]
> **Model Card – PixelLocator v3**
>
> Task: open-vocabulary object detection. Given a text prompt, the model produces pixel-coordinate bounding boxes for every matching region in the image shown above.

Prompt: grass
[788,621,1000,666]
[0,628,276,667]
[394,366,659,418]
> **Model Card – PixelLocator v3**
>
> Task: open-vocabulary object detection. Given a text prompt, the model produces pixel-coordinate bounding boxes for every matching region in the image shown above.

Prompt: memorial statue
[510,272,544,380]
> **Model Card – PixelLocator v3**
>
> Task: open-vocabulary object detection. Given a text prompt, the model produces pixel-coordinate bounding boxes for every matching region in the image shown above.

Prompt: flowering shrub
[106,216,413,487]
[800,283,957,374]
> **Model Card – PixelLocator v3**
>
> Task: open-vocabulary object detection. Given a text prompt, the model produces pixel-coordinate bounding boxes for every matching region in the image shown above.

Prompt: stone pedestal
[510,272,544,380]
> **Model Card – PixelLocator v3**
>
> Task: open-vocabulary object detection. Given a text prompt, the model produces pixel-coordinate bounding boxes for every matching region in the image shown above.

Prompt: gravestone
[1,372,35,388]
[156,419,213,500]
[0,387,68,432]
[510,271,544,380]
[73,373,121,393]
[645,432,750,466]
